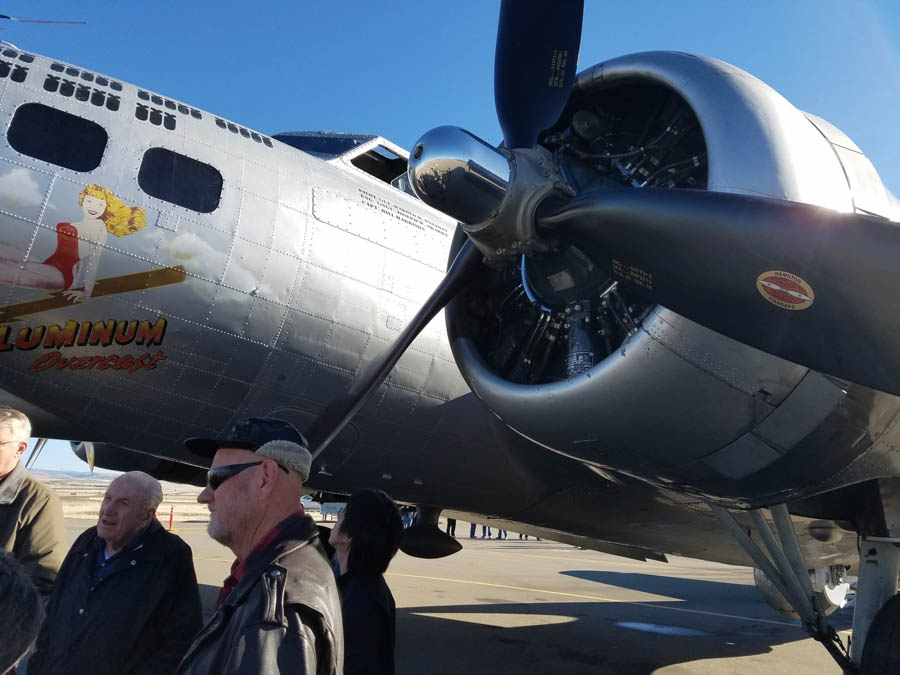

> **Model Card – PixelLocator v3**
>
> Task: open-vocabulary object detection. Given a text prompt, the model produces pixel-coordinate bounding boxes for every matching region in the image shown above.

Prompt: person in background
[0,407,64,599]
[401,506,416,529]
[330,489,403,675]
[481,524,492,539]
[445,517,456,537]
[178,418,342,675]
[0,552,43,675]
[30,471,202,675]
[470,522,477,538]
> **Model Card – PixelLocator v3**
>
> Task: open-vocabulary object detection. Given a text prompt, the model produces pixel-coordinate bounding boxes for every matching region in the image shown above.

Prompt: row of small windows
[43,76,121,111]
[3,50,34,63]
[8,103,223,213]
[137,91,202,119]
[0,61,27,83]
[215,118,273,147]
[49,63,122,90]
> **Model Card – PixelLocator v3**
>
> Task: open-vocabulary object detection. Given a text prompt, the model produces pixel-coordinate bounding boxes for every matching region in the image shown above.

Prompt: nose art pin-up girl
[0,184,147,303]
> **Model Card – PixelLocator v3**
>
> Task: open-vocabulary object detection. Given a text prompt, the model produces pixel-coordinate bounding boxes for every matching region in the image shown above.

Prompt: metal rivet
[78,608,85,615]
[130,560,137,566]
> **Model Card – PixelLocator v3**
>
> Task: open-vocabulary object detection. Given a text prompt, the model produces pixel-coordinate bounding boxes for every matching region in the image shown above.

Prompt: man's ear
[15,441,27,459]
[257,459,281,499]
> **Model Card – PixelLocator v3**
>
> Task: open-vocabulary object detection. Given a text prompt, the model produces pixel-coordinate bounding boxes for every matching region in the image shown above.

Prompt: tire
[860,592,900,673]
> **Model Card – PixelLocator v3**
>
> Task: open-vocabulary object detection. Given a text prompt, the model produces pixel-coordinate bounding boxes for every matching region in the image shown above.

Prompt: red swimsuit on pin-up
[43,222,80,290]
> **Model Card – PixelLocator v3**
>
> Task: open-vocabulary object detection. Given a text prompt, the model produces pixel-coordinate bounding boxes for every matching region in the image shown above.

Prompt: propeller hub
[408,126,511,226]
[410,127,570,267]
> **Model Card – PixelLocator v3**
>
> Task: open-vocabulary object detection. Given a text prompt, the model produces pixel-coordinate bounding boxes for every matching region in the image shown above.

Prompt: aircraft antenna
[0,14,86,27]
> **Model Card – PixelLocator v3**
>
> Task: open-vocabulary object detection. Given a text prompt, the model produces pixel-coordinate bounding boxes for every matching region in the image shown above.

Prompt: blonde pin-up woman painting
[0,184,147,302]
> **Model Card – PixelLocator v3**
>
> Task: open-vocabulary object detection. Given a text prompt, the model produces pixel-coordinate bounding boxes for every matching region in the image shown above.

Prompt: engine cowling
[445,52,900,505]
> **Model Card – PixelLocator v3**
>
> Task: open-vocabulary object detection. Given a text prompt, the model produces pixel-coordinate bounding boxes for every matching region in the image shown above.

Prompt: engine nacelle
[446,52,900,506]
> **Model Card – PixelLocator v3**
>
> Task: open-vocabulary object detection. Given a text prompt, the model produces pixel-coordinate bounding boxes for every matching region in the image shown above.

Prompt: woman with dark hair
[329,489,403,675]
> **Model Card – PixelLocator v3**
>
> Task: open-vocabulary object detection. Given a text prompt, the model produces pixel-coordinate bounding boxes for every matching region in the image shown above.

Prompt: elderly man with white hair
[0,406,64,598]
[29,471,203,675]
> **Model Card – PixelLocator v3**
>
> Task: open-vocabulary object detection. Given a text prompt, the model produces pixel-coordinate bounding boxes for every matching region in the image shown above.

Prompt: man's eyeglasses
[206,461,288,491]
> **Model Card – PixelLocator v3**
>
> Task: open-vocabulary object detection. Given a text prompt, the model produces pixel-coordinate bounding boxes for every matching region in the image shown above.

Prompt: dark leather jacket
[176,514,343,675]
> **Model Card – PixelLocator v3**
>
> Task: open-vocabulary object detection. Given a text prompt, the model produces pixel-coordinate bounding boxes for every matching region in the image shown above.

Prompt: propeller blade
[306,240,482,460]
[494,0,583,149]
[537,188,900,395]
[0,15,86,24]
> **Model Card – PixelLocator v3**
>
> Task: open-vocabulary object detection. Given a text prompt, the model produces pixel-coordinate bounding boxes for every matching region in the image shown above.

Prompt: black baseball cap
[185,417,307,458]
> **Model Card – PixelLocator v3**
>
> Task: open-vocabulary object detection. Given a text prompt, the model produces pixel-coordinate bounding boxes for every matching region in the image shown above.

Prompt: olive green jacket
[0,460,65,597]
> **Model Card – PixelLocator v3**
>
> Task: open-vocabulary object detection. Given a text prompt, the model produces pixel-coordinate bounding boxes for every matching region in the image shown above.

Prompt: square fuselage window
[138,147,222,213]
[8,102,107,172]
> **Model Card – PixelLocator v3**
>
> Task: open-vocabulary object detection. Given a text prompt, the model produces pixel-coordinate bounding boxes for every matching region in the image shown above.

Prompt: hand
[62,290,87,303]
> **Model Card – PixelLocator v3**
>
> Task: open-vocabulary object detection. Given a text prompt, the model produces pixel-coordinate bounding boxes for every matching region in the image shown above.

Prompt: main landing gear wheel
[860,589,900,672]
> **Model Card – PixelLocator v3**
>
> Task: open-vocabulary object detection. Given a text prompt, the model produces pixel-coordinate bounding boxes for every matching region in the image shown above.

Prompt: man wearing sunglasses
[176,417,343,675]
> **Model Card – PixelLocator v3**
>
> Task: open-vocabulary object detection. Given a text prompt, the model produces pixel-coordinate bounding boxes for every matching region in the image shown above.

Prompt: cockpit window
[350,145,408,185]
[7,103,107,172]
[138,147,222,213]
[272,132,375,159]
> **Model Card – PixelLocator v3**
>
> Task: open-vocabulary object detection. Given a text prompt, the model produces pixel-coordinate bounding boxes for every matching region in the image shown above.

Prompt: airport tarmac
[60,515,850,674]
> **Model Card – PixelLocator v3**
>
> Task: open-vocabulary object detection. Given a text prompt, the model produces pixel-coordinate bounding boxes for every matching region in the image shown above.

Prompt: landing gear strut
[711,504,855,671]
[854,541,900,669]
[714,479,900,673]
[854,478,900,672]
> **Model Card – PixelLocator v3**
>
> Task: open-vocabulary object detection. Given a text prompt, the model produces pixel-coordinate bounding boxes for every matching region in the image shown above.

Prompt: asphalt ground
[55,517,853,674]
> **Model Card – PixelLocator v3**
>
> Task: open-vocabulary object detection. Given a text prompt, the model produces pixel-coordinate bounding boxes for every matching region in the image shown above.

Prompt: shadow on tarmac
[194,568,851,673]
[393,571,855,674]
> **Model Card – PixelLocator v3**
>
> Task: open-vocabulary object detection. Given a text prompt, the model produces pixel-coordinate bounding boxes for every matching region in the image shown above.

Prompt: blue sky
[6,0,899,472]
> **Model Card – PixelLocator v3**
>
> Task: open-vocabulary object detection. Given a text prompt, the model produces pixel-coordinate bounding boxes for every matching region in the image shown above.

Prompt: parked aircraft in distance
[2,2,900,671]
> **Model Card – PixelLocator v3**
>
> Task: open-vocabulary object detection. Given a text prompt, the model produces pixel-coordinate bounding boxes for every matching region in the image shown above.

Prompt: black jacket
[339,570,396,675]
[176,513,343,675]
[29,518,203,675]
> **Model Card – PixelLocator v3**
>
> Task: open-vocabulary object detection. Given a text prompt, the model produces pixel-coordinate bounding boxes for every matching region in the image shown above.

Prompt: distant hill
[29,468,118,481]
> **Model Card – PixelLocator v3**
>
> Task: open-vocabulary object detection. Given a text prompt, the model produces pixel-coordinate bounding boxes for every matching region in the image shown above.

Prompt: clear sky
[5,0,899,472]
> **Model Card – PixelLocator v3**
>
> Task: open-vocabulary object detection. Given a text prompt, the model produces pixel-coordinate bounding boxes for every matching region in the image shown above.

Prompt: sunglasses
[206,461,288,490]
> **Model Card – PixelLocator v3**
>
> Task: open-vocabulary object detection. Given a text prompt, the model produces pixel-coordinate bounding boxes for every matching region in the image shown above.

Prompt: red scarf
[216,509,304,608]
